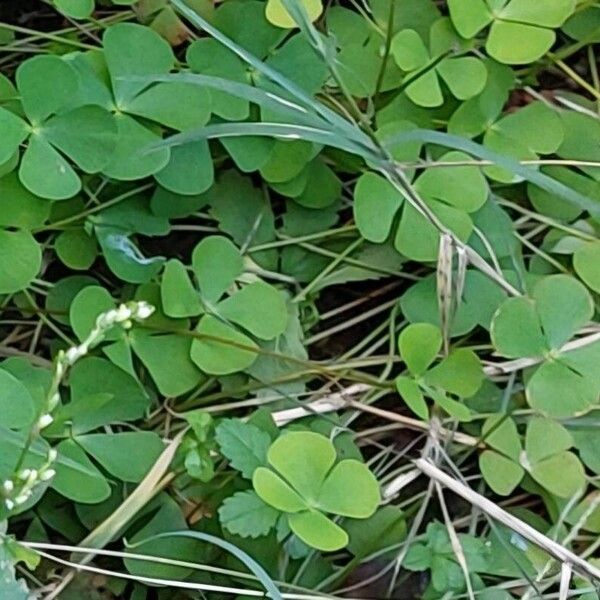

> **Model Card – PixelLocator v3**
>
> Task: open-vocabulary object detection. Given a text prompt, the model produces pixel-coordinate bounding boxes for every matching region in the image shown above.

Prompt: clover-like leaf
[287,510,348,552]
[190,315,258,375]
[252,432,380,551]
[317,460,380,518]
[396,323,483,420]
[53,0,94,19]
[267,432,336,500]
[0,55,119,199]
[479,416,585,497]
[192,235,243,304]
[354,151,488,261]
[448,0,576,64]
[398,322,442,376]
[574,241,600,294]
[391,18,487,107]
[161,259,203,318]
[491,275,596,416]
[0,230,41,294]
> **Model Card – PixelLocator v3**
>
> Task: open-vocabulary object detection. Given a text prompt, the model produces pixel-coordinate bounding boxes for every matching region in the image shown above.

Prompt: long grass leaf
[128,531,283,600]
[153,121,378,159]
[169,0,374,149]
[383,129,600,218]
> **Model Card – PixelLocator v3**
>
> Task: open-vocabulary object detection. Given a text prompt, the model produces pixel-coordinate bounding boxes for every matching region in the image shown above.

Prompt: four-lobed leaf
[448,0,576,64]
[251,432,380,551]
[491,274,597,417]
[391,18,487,107]
[396,323,484,421]
[480,416,585,497]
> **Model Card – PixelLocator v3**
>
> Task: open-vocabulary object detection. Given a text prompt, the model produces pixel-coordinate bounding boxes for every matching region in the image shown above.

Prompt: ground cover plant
[1,0,600,598]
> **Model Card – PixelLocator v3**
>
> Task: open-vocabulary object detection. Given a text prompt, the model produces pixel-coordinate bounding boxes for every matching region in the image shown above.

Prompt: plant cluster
[1,0,600,598]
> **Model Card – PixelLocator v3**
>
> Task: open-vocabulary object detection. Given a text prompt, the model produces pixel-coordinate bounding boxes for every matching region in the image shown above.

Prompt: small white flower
[48,448,58,463]
[37,414,54,430]
[2,480,13,494]
[115,304,132,322]
[5,499,14,511]
[15,493,30,506]
[96,311,116,329]
[18,469,32,481]
[40,469,56,481]
[26,470,38,485]
[134,302,154,320]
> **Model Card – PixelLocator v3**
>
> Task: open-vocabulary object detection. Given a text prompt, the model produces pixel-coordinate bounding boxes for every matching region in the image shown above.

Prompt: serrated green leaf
[219,490,279,537]
[215,419,271,479]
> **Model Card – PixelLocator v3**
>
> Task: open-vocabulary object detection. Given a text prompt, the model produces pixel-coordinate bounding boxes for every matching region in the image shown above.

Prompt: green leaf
[190,314,258,374]
[0,538,33,599]
[69,285,114,341]
[481,415,521,461]
[103,23,174,107]
[437,57,487,100]
[287,510,348,552]
[0,173,52,230]
[219,490,279,537]
[525,417,572,464]
[213,0,283,58]
[479,450,524,496]
[192,235,243,304]
[54,0,94,18]
[500,0,575,28]
[215,418,271,479]
[346,506,406,558]
[20,136,81,200]
[391,29,429,71]
[448,0,491,38]
[527,359,597,418]
[415,151,488,212]
[75,432,164,482]
[265,0,323,28]
[95,227,165,284]
[219,281,288,340]
[354,173,403,243]
[574,241,600,293]
[396,375,429,420]
[317,460,380,518]
[253,467,307,512]
[16,55,78,122]
[102,114,170,181]
[294,159,341,209]
[267,431,336,500]
[424,349,483,397]
[533,275,593,350]
[55,230,97,270]
[398,323,442,376]
[155,141,214,196]
[128,82,211,131]
[186,39,250,121]
[529,451,584,498]
[64,357,149,433]
[161,259,203,318]
[52,439,110,504]
[491,297,546,358]
[0,370,35,429]
[0,108,28,165]
[131,332,203,397]
[0,230,41,294]
[43,105,118,173]
[487,21,554,64]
